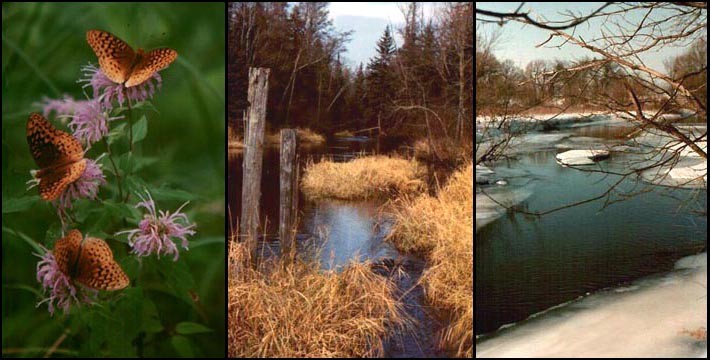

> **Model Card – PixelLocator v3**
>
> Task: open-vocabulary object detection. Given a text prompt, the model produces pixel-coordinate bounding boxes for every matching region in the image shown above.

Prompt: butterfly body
[86,30,177,88]
[54,230,129,291]
[27,113,86,201]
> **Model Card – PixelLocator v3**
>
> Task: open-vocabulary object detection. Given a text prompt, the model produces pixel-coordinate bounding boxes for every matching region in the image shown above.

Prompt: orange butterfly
[27,113,86,201]
[54,229,129,291]
[86,29,178,87]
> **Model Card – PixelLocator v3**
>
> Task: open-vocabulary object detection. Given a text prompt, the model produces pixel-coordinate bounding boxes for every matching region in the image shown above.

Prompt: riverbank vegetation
[266,127,326,145]
[301,155,426,200]
[227,241,409,358]
[388,162,473,357]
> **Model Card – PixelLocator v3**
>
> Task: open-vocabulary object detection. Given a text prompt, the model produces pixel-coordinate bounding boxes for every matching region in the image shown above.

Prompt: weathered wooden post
[241,67,270,266]
[279,129,298,261]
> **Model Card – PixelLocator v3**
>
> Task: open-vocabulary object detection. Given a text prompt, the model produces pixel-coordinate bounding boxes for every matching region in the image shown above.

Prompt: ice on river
[476,252,708,358]
[476,186,532,232]
[556,149,610,166]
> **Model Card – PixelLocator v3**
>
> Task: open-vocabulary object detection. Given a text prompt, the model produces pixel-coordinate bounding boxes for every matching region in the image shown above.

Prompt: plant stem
[103,138,123,201]
[127,94,134,152]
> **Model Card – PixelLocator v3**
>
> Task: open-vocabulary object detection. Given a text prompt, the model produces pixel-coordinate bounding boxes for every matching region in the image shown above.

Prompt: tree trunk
[241,67,270,267]
[279,129,298,263]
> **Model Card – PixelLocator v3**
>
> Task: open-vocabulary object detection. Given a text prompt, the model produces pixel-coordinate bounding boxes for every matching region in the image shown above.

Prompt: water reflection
[303,200,399,269]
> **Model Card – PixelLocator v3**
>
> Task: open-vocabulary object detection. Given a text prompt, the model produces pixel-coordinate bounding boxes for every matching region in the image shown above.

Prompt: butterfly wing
[27,113,84,168]
[37,159,87,201]
[86,29,136,84]
[75,237,129,291]
[124,48,177,87]
[53,229,83,276]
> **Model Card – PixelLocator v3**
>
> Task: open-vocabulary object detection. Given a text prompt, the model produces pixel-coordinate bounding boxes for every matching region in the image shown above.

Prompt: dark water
[228,135,449,357]
[475,125,707,336]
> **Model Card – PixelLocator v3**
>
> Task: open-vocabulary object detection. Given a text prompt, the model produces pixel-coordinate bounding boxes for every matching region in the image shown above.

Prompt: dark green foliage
[2,2,225,357]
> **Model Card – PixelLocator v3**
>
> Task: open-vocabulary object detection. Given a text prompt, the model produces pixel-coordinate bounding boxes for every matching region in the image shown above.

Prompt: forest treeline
[228,2,473,146]
[476,31,707,115]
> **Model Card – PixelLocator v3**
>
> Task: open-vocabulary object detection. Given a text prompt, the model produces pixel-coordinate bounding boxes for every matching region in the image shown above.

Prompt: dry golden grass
[301,155,427,200]
[412,138,473,164]
[388,163,473,357]
[335,129,355,137]
[266,128,326,145]
[228,241,410,358]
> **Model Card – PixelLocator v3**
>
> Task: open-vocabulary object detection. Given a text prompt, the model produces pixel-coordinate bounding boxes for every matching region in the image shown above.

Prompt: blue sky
[476,2,698,75]
[326,2,438,69]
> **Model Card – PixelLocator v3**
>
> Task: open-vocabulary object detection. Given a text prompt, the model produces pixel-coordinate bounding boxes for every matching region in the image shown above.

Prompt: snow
[555,149,610,166]
[476,252,708,358]
[668,161,707,182]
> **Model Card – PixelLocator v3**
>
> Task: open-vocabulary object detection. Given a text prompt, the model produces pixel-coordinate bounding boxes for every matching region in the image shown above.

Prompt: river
[228,134,451,357]
[475,117,707,356]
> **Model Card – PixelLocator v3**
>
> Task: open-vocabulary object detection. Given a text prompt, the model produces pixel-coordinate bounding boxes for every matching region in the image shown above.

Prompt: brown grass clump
[301,155,427,200]
[266,128,326,145]
[412,138,473,164]
[228,241,410,358]
[335,129,355,137]
[387,163,473,357]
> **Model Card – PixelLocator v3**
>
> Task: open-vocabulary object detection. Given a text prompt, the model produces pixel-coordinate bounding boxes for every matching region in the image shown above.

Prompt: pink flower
[54,158,106,219]
[79,63,162,108]
[67,99,122,146]
[40,95,79,119]
[35,246,96,315]
[117,190,196,261]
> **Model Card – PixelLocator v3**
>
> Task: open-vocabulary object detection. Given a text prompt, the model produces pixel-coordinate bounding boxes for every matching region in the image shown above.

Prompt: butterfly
[54,229,129,290]
[27,113,87,201]
[86,29,178,87]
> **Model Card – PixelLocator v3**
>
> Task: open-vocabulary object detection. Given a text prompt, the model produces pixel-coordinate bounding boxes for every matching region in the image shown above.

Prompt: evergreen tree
[365,26,396,128]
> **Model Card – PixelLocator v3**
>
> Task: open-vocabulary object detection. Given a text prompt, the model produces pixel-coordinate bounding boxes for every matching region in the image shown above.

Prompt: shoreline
[476,251,708,358]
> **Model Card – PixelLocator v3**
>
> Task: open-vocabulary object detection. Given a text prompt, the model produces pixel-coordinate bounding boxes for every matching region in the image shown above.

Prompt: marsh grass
[387,163,473,357]
[265,127,326,145]
[301,155,427,200]
[334,129,355,137]
[412,138,473,164]
[227,240,411,358]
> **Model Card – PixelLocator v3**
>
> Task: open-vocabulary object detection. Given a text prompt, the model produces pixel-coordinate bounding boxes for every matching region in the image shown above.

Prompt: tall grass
[265,127,326,145]
[227,240,411,358]
[388,163,473,357]
[301,155,426,200]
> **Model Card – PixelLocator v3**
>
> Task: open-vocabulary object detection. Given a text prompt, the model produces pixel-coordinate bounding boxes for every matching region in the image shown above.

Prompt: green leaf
[158,257,197,306]
[142,298,163,334]
[2,195,40,214]
[102,199,138,219]
[45,223,63,244]
[151,185,196,202]
[171,335,195,358]
[175,322,212,335]
[1,227,41,253]
[132,115,148,144]
[106,287,143,357]
[116,152,135,176]
[107,122,127,145]
[189,236,225,250]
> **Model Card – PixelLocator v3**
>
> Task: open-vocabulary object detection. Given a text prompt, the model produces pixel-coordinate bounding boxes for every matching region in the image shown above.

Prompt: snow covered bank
[476,110,700,130]
[476,252,708,358]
